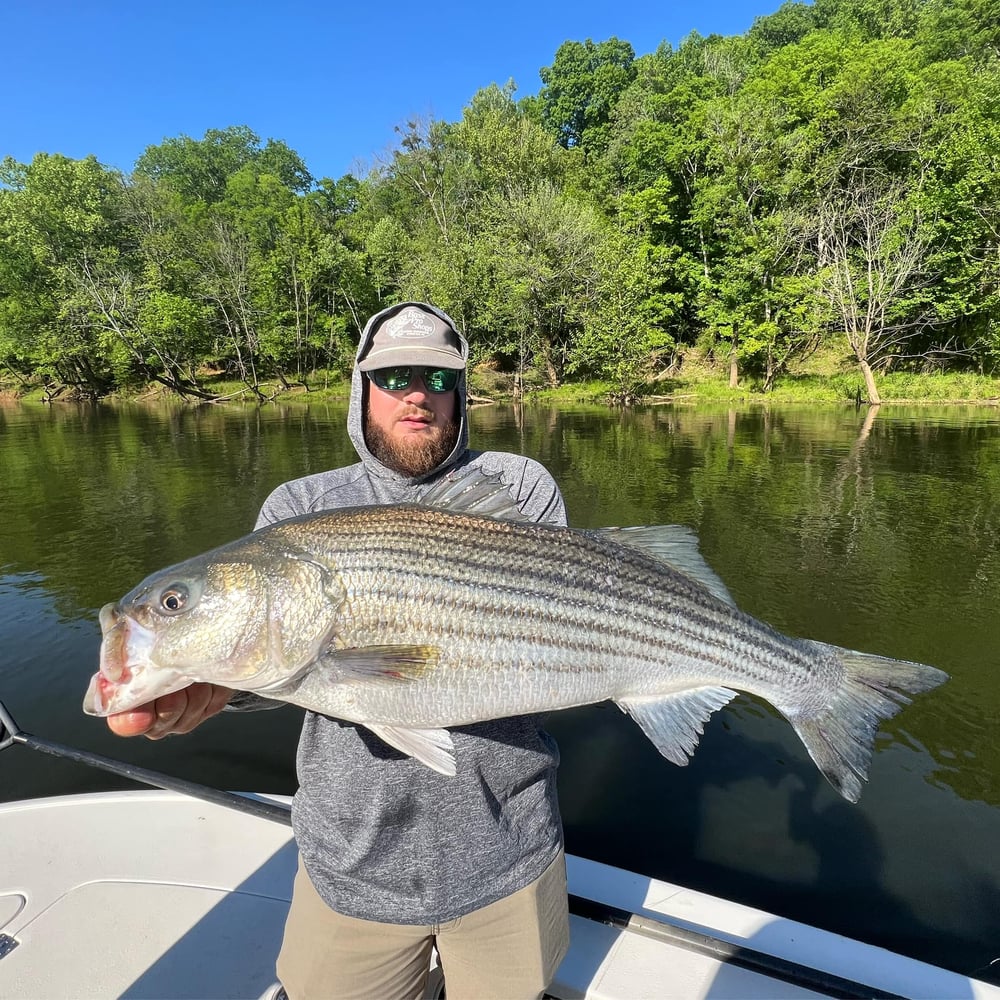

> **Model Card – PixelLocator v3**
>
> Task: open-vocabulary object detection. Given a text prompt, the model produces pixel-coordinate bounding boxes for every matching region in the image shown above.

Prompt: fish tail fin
[790,644,947,802]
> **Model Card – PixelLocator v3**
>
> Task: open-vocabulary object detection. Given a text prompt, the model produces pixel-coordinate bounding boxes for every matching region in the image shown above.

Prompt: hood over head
[348,302,469,487]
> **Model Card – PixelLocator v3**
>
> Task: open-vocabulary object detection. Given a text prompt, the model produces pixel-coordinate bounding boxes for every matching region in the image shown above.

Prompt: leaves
[2,1,999,401]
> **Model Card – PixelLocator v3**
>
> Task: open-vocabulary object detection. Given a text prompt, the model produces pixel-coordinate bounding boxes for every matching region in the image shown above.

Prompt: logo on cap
[384,306,437,340]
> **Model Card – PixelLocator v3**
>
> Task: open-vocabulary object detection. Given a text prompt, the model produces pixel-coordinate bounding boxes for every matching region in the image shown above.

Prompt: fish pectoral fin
[592,526,736,607]
[366,724,457,776]
[618,687,738,765]
[322,645,441,682]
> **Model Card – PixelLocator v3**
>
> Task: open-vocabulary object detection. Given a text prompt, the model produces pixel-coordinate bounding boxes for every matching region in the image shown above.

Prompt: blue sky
[4,0,778,181]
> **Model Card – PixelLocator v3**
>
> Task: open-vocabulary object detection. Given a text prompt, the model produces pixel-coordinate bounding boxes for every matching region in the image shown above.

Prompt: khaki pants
[276,852,569,1000]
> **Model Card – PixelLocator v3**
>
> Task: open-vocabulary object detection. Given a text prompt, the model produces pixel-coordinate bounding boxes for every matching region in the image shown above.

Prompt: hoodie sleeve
[253,464,370,529]
[473,454,567,528]
[514,458,567,527]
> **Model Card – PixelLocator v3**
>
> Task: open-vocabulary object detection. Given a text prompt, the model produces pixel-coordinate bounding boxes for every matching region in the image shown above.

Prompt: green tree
[0,153,126,396]
[748,2,818,53]
[915,62,1000,368]
[684,34,802,387]
[134,125,311,205]
[569,222,682,400]
[531,37,637,158]
[451,82,563,199]
[479,185,603,390]
[916,0,1000,63]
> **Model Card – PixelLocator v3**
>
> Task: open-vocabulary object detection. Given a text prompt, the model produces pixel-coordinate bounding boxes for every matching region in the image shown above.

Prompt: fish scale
[261,508,865,724]
[84,471,948,801]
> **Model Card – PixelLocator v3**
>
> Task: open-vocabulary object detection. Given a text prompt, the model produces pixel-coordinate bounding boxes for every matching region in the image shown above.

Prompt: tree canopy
[1,0,997,402]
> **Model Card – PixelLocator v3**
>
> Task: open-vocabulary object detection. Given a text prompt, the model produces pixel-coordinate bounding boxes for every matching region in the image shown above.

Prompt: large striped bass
[84,470,947,801]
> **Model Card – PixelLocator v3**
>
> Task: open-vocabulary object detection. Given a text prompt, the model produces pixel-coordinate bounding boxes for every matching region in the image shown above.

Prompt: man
[107,301,570,1000]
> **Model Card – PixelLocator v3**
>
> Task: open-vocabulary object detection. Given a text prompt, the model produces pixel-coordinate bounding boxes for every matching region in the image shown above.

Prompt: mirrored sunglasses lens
[373,367,412,391]
[423,368,458,393]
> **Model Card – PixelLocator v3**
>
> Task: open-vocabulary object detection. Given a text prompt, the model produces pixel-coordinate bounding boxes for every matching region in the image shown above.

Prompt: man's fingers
[143,688,191,739]
[105,684,232,740]
[146,684,232,739]
[106,706,157,738]
[206,684,235,716]
[168,684,231,735]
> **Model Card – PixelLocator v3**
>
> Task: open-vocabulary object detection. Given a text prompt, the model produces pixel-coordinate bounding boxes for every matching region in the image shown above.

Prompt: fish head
[84,542,345,716]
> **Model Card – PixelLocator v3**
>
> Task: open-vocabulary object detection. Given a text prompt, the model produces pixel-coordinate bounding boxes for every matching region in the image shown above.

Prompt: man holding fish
[104,301,572,1000]
[95,302,947,998]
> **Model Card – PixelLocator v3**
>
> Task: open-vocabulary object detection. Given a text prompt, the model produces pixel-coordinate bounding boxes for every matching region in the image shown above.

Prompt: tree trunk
[540,336,560,388]
[859,358,881,406]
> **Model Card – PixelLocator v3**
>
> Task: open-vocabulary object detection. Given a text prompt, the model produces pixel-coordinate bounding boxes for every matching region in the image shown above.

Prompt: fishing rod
[0,699,292,826]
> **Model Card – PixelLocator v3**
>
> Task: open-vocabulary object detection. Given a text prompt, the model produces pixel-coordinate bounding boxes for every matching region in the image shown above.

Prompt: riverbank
[536,342,1000,405]
[535,370,1000,406]
[5,345,1000,407]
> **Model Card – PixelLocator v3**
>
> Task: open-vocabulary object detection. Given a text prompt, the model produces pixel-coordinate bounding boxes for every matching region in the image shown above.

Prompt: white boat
[2,706,998,1000]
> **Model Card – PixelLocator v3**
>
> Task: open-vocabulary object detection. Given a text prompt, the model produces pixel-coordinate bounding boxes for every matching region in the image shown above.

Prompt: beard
[364,410,460,478]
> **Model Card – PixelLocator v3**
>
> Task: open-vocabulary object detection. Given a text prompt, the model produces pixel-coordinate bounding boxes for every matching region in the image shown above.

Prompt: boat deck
[1,791,995,999]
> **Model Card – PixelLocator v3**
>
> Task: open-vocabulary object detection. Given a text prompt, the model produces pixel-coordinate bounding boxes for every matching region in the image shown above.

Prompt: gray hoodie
[254,303,566,923]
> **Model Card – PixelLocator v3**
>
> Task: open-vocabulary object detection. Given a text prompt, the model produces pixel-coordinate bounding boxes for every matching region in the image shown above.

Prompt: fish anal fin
[618,687,738,765]
[367,724,457,776]
[594,526,736,607]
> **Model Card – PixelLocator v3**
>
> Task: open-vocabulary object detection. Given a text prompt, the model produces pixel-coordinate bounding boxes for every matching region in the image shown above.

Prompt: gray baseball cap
[358,303,466,371]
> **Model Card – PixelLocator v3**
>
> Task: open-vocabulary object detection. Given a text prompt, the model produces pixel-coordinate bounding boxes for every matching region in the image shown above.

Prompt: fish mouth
[98,603,134,683]
[83,604,181,716]
[83,670,127,717]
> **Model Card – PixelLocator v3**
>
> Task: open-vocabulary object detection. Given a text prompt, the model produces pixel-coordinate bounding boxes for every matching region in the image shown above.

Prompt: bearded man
[107,302,570,1000]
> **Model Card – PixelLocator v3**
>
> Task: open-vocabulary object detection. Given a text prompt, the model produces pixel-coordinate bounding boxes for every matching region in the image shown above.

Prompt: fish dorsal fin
[417,467,529,521]
[366,723,457,776]
[618,687,738,765]
[593,525,736,607]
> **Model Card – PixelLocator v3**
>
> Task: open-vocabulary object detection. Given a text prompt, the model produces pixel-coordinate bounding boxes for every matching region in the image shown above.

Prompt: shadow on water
[549,697,1000,983]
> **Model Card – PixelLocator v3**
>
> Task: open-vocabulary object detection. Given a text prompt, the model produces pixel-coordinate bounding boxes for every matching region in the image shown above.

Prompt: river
[1,397,998,980]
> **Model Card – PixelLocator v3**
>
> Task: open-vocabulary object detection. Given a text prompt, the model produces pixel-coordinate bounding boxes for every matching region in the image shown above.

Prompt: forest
[1,0,998,404]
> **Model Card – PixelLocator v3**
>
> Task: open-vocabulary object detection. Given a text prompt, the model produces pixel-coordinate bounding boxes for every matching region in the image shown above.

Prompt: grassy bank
[530,348,1000,406]
[6,344,1000,407]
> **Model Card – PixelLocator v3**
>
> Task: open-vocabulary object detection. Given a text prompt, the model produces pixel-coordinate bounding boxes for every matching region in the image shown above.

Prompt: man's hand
[107,683,233,739]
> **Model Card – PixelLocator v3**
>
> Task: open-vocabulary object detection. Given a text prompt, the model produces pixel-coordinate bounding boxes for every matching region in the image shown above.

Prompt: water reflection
[1,398,999,978]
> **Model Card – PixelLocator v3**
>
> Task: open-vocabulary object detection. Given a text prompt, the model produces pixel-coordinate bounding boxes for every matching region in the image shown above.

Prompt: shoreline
[4,369,1000,409]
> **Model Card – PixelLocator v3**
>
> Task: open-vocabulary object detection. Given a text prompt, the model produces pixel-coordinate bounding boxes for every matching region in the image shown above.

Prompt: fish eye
[158,583,190,615]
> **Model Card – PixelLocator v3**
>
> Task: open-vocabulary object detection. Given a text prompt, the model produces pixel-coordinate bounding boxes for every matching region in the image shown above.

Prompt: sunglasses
[367,366,460,394]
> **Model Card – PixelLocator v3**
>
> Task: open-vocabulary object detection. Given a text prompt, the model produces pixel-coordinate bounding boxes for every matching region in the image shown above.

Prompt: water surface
[1,398,997,979]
